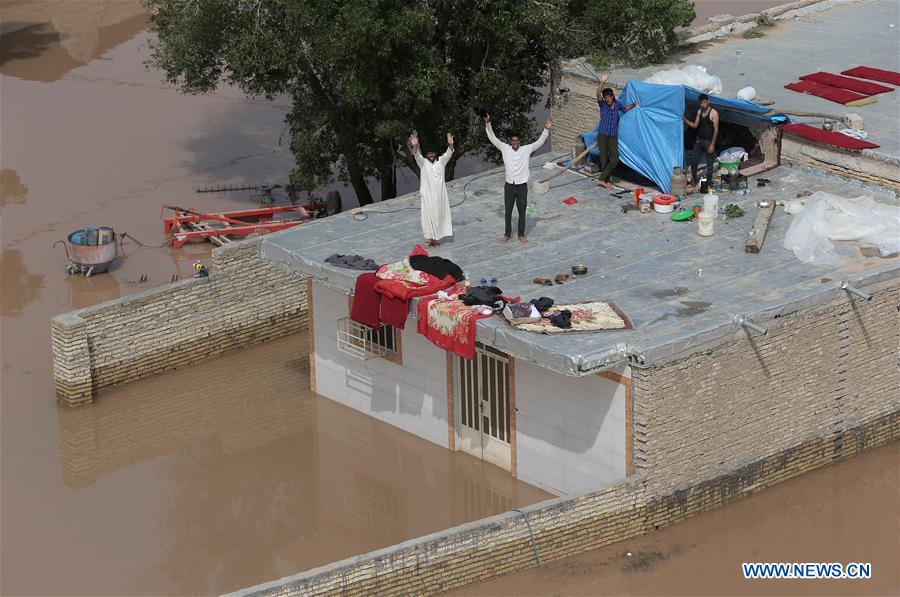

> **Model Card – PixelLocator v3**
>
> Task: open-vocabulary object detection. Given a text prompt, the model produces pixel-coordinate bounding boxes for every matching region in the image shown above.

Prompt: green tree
[145,0,693,206]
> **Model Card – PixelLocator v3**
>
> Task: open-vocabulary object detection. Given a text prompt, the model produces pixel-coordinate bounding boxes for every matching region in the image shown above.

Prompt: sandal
[554,273,572,284]
[533,277,553,286]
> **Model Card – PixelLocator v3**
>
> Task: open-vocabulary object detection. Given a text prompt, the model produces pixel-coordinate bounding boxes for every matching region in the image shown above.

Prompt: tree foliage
[145,0,693,205]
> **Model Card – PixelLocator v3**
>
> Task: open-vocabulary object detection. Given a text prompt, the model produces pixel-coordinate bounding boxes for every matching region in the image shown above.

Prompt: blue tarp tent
[581,81,787,192]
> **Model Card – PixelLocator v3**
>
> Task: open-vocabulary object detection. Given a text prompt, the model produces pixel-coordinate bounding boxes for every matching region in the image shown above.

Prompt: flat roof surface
[563,0,900,164]
[262,158,898,376]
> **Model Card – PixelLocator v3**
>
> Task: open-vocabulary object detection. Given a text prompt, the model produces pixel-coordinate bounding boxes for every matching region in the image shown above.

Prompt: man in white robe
[409,131,453,247]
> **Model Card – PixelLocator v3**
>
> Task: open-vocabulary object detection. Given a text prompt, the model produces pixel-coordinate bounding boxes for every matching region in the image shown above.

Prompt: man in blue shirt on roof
[595,71,639,190]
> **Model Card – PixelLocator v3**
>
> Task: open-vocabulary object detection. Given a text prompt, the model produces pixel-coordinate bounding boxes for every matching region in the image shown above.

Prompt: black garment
[530,297,554,311]
[325,253,379,271]
[696,108,714,140]
[408,254,464,282]
[504,182,528,237]
[689,137,716,185]
[549,309,572,329]
[460,286,503,306]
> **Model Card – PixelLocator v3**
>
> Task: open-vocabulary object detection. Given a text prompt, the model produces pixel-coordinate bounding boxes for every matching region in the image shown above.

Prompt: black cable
[119,232,175,248]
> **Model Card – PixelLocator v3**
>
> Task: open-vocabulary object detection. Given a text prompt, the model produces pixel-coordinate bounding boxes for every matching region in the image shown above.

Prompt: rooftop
[262,157,898,376]
[563,0,900,165]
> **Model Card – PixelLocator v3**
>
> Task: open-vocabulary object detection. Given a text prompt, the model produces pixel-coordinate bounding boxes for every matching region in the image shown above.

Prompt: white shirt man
[484,115,553,243]
[409,132,454,247]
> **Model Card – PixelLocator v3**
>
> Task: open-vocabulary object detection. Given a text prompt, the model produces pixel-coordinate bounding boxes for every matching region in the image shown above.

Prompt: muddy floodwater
[1,1,897,596]
[456,442,900,596]
[1,2,552,594]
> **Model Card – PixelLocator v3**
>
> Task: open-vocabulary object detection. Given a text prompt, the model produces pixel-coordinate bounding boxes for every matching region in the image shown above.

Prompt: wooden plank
[745,203,776,253]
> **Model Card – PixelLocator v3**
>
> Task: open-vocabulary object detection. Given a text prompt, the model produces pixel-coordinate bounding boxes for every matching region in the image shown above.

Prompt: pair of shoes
[501,235,510,244]
[533,277,553,286]
[518,235,528,244]
[554,273,572,284]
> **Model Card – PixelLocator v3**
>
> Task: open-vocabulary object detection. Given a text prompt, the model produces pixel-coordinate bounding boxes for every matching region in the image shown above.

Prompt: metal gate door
[457,344,511,470]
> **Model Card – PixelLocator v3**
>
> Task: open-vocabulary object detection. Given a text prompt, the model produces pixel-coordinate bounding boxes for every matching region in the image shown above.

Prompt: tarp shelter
[582,81,788,192]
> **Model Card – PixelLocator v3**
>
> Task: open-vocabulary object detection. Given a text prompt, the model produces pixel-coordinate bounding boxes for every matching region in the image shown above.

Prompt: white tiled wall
[312,283,449,448]
[515,361,628,495]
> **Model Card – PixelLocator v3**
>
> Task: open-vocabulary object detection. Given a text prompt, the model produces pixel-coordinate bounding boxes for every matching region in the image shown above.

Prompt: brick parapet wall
[50,238,308,406]
[232,276,899,596]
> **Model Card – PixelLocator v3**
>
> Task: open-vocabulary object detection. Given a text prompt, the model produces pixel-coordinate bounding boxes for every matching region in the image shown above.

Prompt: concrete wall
[515,363,627,495]
[232,275,899,597]
[51,239,308,406]
[310,282,450,448]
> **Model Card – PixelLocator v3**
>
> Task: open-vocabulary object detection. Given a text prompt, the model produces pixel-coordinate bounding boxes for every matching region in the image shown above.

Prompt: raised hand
[545,117,554,129]
[409,132,418,148]
[447,132,454,147]
[600,71,609,83]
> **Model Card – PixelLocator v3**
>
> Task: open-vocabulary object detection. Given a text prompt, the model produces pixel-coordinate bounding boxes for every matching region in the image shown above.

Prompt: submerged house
[261,149,898,498]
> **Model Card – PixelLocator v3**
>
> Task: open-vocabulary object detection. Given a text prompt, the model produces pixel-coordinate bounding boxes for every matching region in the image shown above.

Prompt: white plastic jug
[703,193,719,219]
[698,211,715,236]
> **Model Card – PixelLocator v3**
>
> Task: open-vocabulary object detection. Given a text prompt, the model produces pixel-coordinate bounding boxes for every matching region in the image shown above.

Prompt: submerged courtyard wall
[51,239,308,406]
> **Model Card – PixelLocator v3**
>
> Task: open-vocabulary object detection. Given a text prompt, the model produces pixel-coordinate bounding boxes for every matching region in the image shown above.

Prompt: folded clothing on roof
[783,124,880,150]
[409,254,465,282]
[530,297,554,311]
[325,254,380,270]
[503,303,540,324]
[377,256,443,285]
[841,66,900,87]
[351,271,455,331]
[799,72,893,95]
[508,301,632,334]
[417,282,493,360]
[784,80,873,105]
[460,285,502,306]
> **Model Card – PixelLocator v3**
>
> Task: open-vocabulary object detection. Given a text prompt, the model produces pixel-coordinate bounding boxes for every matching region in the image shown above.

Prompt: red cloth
[841,66,900,87]
[350,273,382,328]
[783,124,880,150]
[374,275,454,301]
[784,80,869,105]
[379,295,410,329]
[410,244,429,257]
[417,283,493,360]
[799,72,893,95]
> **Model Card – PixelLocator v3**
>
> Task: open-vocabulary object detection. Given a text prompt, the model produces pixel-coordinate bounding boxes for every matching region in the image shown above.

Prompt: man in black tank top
[683,93,720,190]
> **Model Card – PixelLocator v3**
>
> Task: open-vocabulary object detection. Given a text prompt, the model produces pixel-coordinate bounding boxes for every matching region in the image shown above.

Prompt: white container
[653,201,674,214]
[697,211,715,236]
[703,193,719,219]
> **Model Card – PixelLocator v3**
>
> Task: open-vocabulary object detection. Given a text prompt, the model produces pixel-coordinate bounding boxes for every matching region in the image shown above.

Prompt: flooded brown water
[2,1,896,595]
[456,442,900,596]
[1,3,550,594]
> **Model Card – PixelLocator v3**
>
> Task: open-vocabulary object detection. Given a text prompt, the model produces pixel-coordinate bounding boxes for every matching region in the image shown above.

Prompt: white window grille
[336,317,398,360]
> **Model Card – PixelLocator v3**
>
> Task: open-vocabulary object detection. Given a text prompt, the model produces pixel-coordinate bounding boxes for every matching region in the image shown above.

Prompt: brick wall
[631,279,899,494]
[231,276,899,597]
[50,238,308,406]
[551,77,604,155]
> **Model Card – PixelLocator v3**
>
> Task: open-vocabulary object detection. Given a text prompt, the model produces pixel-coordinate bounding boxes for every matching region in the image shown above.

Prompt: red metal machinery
[163,204,310,249]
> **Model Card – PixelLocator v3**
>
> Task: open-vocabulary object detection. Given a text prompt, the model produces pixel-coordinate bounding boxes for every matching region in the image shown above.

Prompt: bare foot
[603,181,614,190]
[424,240,432,248]
[501,235,510,244]
[431,239,440,247]
[518,235,528,244]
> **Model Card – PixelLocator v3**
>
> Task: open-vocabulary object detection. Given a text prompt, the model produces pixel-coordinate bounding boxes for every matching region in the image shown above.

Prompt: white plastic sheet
[644,65,723,94]
[719,146,748,162]
[783,192,900,265]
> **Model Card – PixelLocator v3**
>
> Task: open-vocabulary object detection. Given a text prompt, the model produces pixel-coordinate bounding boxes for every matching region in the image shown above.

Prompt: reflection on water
[0,168,28,206]
[0,248,43,316]
[55,332,550,594]
[0,0,146,82]
[63,272,121,310]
